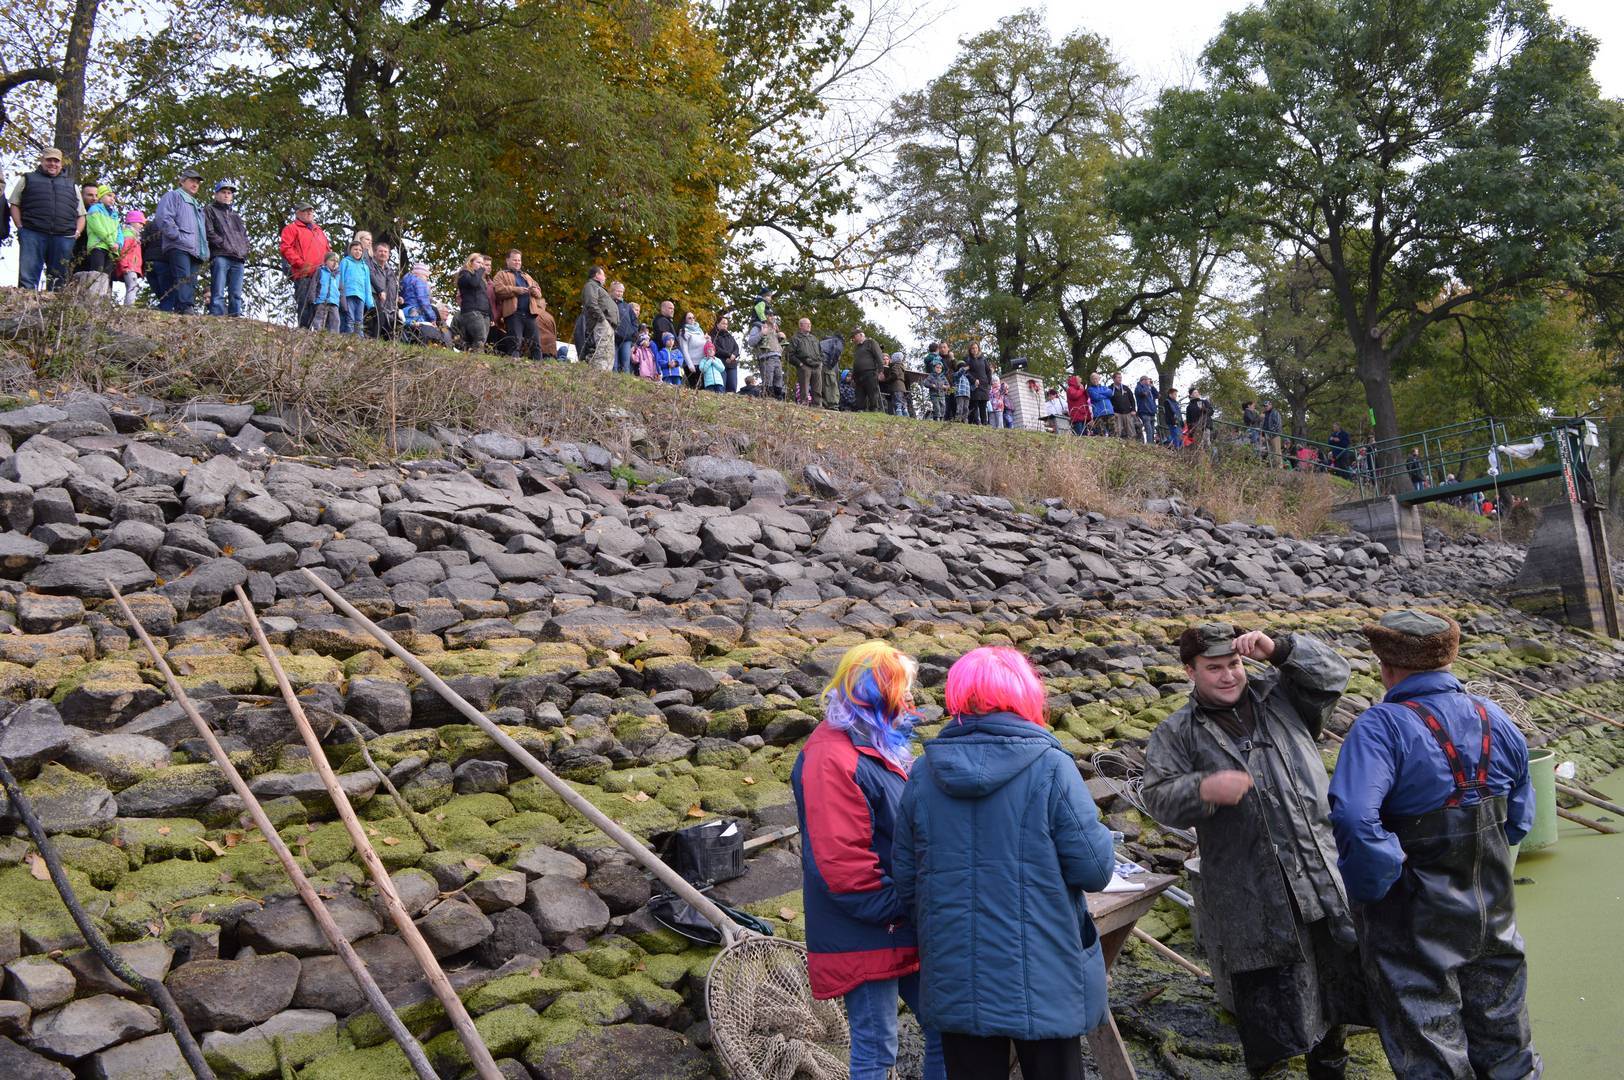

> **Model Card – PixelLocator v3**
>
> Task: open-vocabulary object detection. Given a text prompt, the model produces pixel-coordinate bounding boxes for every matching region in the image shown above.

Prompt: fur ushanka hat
[1361,609,1461,670]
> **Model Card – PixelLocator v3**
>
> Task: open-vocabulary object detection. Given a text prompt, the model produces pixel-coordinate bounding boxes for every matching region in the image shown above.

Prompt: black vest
[18,170,81,236]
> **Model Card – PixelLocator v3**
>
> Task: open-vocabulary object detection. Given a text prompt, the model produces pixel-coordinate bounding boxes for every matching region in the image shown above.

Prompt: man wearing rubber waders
[1328,611,1540,1079]
[1143,623,1368,1079]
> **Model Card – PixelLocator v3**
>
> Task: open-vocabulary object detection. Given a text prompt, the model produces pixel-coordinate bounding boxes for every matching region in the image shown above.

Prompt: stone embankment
[0,390,1620,1079]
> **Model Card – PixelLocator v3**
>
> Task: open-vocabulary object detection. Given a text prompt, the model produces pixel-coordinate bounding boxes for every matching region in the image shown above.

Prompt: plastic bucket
[1521,748,1558,854]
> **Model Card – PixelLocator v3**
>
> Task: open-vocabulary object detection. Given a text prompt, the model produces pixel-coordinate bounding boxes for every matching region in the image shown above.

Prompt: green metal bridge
[1210,415,1598,508]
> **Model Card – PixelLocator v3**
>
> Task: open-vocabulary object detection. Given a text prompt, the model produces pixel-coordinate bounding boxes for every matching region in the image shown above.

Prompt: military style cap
[1179,622,1238,664]
[1362,608,1460,670]
[1377,610,1451,637]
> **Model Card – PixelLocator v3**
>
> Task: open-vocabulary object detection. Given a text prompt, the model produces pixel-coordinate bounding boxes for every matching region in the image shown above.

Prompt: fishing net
[1464,679,1541,737]
[706,934,850,1080]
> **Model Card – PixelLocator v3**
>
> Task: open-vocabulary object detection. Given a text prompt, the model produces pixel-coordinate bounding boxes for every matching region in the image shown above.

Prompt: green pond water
[1514,766,1624,1079]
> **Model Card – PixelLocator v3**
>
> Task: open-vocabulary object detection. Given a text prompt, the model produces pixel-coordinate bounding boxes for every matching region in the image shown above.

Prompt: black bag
[647,889,774,946]
[654,818,746,886]
[0,191,10,243]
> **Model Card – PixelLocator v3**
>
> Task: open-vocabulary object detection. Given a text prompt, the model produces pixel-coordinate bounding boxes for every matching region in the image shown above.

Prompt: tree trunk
[53,0,102,170]
[1355,339,1402,492]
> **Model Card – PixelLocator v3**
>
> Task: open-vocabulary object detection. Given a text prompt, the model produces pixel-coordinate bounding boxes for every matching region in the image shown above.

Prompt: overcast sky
[897,1,1624,97]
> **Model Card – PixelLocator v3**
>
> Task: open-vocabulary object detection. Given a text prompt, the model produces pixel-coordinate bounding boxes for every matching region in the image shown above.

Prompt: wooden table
[1082,873,1178,1080]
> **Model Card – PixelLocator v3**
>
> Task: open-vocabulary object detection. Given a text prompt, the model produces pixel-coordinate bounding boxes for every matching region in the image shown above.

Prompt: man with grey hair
[580,265,618,371]
[788,316,822,406]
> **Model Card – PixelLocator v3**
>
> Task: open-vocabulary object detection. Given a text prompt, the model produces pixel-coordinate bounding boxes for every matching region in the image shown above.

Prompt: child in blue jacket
[698,341,725,391]
[312,252,343,333]
[337,240,374,336]
[656,333,684,385]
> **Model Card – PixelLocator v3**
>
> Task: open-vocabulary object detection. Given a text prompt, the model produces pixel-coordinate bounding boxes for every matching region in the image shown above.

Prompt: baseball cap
[214,180,237,192]
[179,168,204,181]
[1179,622,1238,664]
[41,148,64,161]
[296,199,315,211]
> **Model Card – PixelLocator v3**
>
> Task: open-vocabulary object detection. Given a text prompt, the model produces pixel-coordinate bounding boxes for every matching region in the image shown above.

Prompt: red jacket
[279,219,330,280]
[790,723,920,999]
[1066,377,1091,423]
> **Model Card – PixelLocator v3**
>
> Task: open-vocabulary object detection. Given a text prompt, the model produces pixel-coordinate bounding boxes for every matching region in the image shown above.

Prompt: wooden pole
[1555,782,1624,818]
[233,588,502,1080]
[1555,807,1619,835]
[298,569,744,941]
[1130,928,1212,980]
[1455,657,1624,731]
[107,584,438,1080]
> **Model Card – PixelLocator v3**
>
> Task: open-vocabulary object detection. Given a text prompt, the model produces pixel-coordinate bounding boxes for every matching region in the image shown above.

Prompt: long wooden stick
[1456,657,1624,731]
[108,584,438,1080]
[234,588,501,1080]
[0,753,215,1080]
[299,568,744,941]
[1556,807,1620,835]
[1555,782,1624,817]
[1130,928,1212,980]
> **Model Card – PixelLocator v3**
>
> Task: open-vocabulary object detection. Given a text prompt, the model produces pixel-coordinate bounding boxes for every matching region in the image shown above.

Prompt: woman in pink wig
[790,641,945,1080]
[894,646,1116,1080]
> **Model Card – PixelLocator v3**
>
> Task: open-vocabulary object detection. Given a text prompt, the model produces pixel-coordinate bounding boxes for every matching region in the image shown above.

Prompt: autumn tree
[1127,0,1624,487]
[1250,251,1361,440]
[0,0,226,175]
[880,10,1130,364]
[107,0,730,325]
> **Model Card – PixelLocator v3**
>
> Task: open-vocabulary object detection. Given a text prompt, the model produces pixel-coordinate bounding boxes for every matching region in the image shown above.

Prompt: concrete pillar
[1506,501,1613,633]
[1331,496,1423,558]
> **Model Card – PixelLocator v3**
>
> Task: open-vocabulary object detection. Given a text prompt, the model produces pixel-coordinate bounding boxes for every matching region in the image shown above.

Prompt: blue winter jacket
[1086,383,1115,417]
[401,273,435,324]
[152,187,209,260]
[313,266,342,306]
[339,256,375,308]
[791,723,919,999]
[1134,382,1159,417]
[1328,670,1533,904]
[895,712,1115,1040]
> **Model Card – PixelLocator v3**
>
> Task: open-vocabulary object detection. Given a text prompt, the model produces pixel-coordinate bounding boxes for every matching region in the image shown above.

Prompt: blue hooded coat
[894,712,1116,1040]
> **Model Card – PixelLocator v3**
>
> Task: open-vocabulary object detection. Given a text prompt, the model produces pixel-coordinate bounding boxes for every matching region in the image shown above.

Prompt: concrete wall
[1330,496,1424,558]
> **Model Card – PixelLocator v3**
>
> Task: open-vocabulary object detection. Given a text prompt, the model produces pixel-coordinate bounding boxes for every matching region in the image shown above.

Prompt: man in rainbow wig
[790,642,945,1080]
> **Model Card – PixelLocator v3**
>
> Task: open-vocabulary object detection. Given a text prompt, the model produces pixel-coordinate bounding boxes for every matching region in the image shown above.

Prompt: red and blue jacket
[790,721,920,999]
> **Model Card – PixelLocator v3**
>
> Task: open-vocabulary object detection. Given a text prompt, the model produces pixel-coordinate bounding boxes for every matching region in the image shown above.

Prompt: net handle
[301,569,744,943]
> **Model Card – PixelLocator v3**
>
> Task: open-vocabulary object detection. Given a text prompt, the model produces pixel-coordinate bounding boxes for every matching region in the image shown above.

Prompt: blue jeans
[1164,422,1183,447]
[208,256,244,316]
[844,973,945,1080]
[340,296,366,335]
[17,228,77,291]
[161,249,200,312]
[615,339,633,374]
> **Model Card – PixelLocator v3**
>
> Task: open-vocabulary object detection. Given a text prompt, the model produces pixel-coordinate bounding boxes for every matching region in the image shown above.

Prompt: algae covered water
[1514,767,1624,1078]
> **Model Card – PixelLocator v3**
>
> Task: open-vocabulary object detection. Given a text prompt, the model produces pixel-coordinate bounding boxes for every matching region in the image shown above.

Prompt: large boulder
[24,550,155,598]
[27,994,162,1060]
[165,953,301,1033]
[524,878,609,945]
[292,936,418,1015]
[522,1024,711,1080]
[236,896,381,957]
[91,1032,190,1080]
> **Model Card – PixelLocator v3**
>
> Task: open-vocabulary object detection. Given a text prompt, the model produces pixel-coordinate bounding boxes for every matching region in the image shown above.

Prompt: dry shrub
[0,291,1337,533]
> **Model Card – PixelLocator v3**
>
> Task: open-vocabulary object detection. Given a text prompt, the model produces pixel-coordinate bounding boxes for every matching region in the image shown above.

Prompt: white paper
[1102,874,1147,894]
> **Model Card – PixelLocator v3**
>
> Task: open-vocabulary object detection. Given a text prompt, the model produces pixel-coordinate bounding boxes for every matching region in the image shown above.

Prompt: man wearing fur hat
[1328,610,1538,1079]
[1144,623,1366,1079]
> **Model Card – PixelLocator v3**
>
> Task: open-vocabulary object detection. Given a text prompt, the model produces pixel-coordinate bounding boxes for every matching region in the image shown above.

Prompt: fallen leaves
[25,853,50,882]
[778,907,798,922]
[686,804,706,819]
